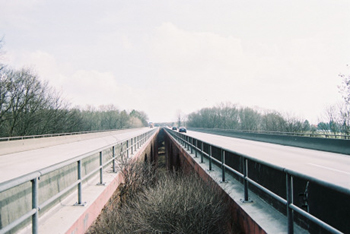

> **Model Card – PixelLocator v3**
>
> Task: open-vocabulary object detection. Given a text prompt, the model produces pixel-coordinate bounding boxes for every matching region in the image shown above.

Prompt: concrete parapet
[0,129,141,156]
[190,128,350,155]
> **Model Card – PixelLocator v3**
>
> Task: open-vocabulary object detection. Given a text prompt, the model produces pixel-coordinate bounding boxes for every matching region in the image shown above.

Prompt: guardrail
[0,128,157,234]
[165,128,350,234]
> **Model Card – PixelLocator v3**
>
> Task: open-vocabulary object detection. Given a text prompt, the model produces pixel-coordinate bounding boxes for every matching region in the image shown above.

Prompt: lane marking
[307,163,350,175]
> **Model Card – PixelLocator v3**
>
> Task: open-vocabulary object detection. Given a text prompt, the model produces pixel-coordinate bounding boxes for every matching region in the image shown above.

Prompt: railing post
[32,177,39,234]
[77,160,82,204]
[134,137,137,151]
[112,146,116,173]
[131,138,134,155]
[243,158,249,202]
[186,136,189,150]
[201,142,204,163]
[195,139,198,158]
[120,142,124,163]
[190,138,193,154]
[221,149,226,182]
[286,173,294,234]
[127,140,129,158]
[97,151,105,185]
[209,145,212,171]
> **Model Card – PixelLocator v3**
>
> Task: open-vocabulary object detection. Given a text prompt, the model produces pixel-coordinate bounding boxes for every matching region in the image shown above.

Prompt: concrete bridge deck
[186,130,350,190]
[0,128,158,234]
[0,128,151,183]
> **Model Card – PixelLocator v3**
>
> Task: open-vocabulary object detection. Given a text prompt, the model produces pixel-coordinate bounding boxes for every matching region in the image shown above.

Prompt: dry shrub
[126,172,232,234]
[87,160,232,234]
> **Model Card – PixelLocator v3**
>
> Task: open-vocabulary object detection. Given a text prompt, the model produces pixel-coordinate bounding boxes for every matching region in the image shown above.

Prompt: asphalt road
[186,130,350,190]
[0,128,152,184]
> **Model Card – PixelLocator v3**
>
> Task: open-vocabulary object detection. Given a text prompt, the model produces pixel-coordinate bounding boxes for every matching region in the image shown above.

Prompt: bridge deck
[187,130,350,190]
[0,128,150,183]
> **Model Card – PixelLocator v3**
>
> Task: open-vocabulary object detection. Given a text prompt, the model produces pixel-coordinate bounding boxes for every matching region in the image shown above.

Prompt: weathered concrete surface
[164,130,308,234]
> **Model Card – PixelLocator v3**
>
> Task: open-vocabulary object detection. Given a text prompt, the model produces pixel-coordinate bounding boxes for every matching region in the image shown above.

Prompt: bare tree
[239,107,260,131]
[324,105,342,135]
[130,109,149,127]
[338,66,350,134]
[261,112,287,132]
[339,66,350,105]
[283,113,304,133]
[0,67,84,136]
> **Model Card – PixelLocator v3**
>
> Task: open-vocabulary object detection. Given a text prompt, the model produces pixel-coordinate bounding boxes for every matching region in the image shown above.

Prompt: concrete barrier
[190,128,350,155]
[0,129,144,156]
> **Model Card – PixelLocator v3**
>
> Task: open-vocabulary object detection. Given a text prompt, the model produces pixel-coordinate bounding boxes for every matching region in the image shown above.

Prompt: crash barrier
[189,127,350,139]
[189,128,350,155]
[0,129,157,234]
[166,128,350,234]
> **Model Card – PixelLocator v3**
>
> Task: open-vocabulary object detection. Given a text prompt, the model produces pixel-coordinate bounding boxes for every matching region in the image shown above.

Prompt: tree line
[187,69,350,135]
[187,98,349,136]
[186,103,314,133]
[0,58,148,138]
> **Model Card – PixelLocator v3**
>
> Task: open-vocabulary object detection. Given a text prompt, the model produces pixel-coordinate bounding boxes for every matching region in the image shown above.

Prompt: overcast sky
[1,0,349,123]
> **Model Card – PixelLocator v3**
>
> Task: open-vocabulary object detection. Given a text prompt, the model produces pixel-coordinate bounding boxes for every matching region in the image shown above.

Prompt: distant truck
[149,122,154,128]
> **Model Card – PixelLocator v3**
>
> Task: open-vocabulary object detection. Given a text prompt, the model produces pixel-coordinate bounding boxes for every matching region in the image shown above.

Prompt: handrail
[165,128,349,234]
[0,128,157,234]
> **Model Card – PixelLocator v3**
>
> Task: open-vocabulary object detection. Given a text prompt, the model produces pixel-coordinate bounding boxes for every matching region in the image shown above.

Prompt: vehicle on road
[172,127,177,130]
[179,127,187,133]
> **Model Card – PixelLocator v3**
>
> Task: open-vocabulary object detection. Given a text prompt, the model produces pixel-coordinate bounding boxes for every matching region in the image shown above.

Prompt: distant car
[179,127,187,133]
[172,127,177,130]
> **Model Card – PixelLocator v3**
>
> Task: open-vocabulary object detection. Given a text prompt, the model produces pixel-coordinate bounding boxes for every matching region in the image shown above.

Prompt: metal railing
[165,128,350,234]
[0,128,157,234]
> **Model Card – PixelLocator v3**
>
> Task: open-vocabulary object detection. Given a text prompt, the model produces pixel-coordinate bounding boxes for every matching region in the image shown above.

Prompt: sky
[1,0,349,123]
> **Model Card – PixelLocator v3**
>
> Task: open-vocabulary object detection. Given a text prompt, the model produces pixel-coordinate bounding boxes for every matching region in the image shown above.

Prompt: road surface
[186,130,350,190]
[0,128,151,183]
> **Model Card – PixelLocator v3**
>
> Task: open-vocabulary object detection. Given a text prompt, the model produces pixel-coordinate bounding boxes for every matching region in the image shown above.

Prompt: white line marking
[307,163,350,175]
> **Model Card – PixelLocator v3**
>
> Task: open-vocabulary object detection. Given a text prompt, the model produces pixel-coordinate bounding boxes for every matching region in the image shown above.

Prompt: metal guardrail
[165,128,350,234]
[0,128,157,234]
